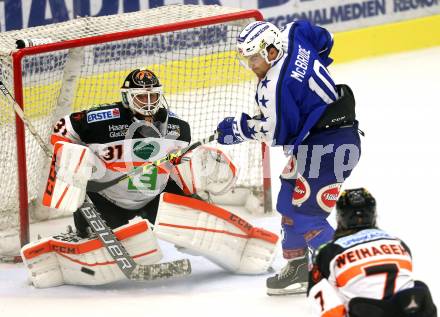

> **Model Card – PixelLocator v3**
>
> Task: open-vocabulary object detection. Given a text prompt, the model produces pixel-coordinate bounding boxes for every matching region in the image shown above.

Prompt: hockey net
[0,4,272,258]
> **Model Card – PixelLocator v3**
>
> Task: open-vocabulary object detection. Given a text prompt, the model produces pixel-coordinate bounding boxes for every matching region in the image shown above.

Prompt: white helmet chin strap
[260,47,284,66]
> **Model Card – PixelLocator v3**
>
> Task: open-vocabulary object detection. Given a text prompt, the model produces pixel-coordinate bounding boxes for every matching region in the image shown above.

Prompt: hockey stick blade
[130,259,191,281]
[86,133,216,193]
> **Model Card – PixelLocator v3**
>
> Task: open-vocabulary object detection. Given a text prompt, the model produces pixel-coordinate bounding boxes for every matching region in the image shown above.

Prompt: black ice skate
[266,256,308,295]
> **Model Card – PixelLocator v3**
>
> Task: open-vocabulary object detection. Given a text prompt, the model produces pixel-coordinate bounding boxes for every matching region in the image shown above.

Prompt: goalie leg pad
[21,218,162,288]
[154,193,278,274]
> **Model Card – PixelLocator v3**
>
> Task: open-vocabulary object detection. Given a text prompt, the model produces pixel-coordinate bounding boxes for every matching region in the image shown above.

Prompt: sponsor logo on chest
[87,108,120,123]
[133,140,160,160]
[108,124,128,138]
[167,124,181,137]
[337,229,393,248]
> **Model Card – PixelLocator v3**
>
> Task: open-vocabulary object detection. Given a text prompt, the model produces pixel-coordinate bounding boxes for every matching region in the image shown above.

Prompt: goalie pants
[277,123,361,259]
[348,281,437,317]
[73,179,185,237]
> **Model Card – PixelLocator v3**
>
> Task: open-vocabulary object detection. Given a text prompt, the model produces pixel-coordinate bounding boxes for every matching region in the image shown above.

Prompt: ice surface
[1,46,439,316]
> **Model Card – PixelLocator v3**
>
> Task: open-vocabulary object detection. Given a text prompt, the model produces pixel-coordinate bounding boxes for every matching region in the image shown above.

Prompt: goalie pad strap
[162,193,277,244]
[55,247,157,267]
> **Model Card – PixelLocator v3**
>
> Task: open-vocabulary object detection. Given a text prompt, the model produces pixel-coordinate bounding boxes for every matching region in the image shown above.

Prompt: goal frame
[10,9,272,249]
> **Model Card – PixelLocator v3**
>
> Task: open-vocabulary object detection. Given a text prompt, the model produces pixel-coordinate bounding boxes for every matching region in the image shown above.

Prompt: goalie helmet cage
[0,4,272,256]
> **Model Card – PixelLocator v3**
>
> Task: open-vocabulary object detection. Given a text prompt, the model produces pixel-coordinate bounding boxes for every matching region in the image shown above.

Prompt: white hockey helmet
[236,21,283,67]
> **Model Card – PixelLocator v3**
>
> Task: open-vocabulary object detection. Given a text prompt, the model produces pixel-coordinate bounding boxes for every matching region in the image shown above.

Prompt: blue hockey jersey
[242,20,337,147]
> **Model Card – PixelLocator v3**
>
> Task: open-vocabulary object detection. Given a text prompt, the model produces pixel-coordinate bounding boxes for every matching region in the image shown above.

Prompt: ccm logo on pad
[87,108,120,123]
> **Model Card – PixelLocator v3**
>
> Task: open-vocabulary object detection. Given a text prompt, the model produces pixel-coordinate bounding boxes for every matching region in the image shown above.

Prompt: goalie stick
[0,80,191,280]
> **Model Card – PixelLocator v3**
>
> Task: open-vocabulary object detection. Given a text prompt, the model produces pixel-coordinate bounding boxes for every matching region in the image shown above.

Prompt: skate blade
[266,283,308,296]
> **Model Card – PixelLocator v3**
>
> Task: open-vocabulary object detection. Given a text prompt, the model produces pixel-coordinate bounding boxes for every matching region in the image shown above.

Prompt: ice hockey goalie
[21,144,279,287]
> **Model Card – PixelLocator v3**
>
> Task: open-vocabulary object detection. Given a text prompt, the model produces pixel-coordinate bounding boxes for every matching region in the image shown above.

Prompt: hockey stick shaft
[86,133,216,193]
[0,82,52,159]
[0,81,191,280]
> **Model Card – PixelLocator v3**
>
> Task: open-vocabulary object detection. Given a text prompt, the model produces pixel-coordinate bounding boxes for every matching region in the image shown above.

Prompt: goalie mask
[336,188,377,230]
[121,69,164,116]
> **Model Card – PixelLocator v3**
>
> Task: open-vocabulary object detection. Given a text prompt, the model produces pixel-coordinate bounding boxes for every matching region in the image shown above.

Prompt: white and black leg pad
[154,193,279,274]
[21,218,162,288]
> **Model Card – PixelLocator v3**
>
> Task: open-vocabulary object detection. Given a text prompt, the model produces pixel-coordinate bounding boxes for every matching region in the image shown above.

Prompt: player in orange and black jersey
[51,68,191,237]
[307,188,437,317]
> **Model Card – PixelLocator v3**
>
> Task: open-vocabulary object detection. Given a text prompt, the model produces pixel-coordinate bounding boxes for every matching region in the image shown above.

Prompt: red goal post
[0,5,272,257]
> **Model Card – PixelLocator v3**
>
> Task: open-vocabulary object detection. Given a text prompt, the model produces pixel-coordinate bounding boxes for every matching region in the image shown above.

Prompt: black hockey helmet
[121,68,163,116]
[336,188,376,230]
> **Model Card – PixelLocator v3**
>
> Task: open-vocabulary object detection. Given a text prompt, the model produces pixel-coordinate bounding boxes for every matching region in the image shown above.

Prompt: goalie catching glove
[155,193,279,274]
[172,145,237,196]
[21,218,162,288]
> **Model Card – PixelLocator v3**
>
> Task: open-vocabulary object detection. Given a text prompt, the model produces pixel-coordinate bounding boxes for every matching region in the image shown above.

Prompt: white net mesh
[0,53,19,244]
[0,4,267,256]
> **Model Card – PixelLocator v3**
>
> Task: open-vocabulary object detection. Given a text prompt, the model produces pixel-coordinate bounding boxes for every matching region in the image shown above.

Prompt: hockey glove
[217,113,252,145]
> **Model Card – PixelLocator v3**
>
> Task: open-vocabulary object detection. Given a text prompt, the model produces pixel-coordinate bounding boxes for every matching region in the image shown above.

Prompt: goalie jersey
[50,102,191,210]
[307,228,415,317]
[241,20,337,147]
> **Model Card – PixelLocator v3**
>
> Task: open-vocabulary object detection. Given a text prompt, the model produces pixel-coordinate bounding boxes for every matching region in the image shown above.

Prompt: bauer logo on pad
[87,108,120,123]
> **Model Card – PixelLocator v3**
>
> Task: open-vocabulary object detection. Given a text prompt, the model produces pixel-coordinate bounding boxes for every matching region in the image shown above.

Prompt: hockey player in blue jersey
[216,20,362,295]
